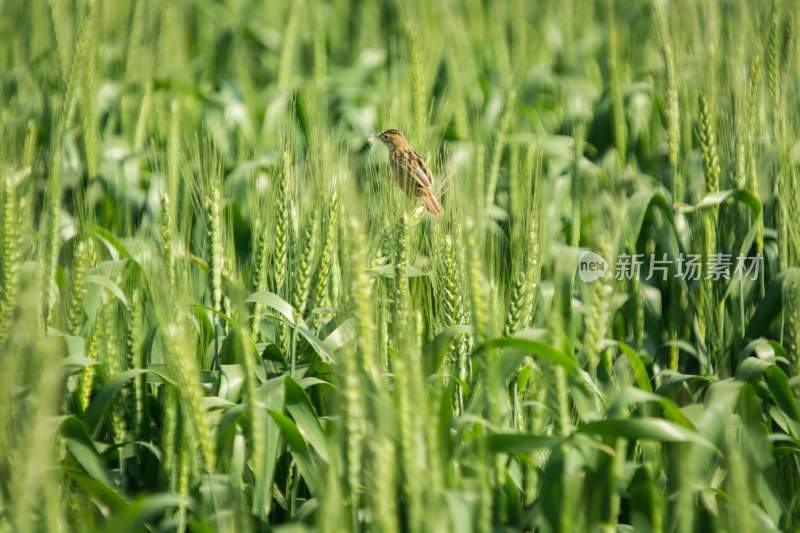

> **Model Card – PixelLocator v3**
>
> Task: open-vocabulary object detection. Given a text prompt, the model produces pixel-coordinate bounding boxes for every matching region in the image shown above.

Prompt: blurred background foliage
[1,0,800,531]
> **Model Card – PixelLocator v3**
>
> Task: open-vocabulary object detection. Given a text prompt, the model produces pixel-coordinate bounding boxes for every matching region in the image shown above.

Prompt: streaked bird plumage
[376,129,443,215]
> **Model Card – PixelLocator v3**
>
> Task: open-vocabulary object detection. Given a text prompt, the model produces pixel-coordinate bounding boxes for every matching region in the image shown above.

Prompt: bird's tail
[420,190,443,215]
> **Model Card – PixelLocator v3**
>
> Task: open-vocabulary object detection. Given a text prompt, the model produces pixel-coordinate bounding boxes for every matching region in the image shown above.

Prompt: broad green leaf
[473,336,602,399]
[540,446,567,532]
[63,469,128,512]
[656,371,713,395]
[260,342,286,365]
[216,405,245,471]
[736,357,774,382]
[736,358,800,424]
[425,324,472,377]
[84,369,158,435]
[254,411,281,518]
[192,303,238,332]
[472,337,579,374]
[100,494,188,533]
[246,292,335,362]
[577,417,717,451]
[675,189,762,217]
[628,466,659,532]
[85,274,129,308]
[746,269,800,339]
[247,291,299,323]
[284,376,329,462]
[323,318,355,351]
[60,417,117,490]
[89,224,132,259]
[739,338,786,362]
[606,387,694,429]
[625,188,686,256]
[764,365,800,422]
[219,364,245,402]
[252,378,285,519]
[268,410,322,494]
[62,334,86,359]
[61,355,98,375]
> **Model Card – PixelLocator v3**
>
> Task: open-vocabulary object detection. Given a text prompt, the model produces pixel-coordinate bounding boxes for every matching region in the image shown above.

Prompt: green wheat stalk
[67,238,94,336]
[437,233,470,411]
[0,174,21,342]
[308,191,338,325]
[204,160,224,316]
[391,214,410,341]
[165,320,216,473]
[126,288,144,435]
[292,213,317,317]
[348,217,378,379]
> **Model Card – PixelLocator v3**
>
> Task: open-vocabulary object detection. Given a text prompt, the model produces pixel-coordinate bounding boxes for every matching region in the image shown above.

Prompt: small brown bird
[374,129,443,215]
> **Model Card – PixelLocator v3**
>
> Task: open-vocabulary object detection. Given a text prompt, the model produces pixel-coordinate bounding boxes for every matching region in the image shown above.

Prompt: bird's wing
[408,151,434,190]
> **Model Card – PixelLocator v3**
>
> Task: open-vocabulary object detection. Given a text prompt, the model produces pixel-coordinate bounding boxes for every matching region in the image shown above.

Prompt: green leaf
[739,360,800,428]
[540,446,566,531]
[84,369,156,436]
[736,357,774,382]
[745,268,800,339]
[219,364,246,402]
[62,334,86,358]
[61,355,98,375]
[253,378,285,519]
[445,492,474,533]
[606,387,694,429]
[89,224,132,260]
[764,365,800,422]
[247,291,299,323]
[656,371,713,395]
[284,376,329,462]
[60,417,117,490]
[260,342,287,364]
[63,469,128,512]
[472,337,579,373]
[675,188,764,265]
[628,466,659,532]
[247,292,335,362]
[484,433,563,454]
[216,405,245,471]
[323,318,355,351]
[253,419,280,518]
[192,303,238,332]
[100,494,188,533]
[577,417,717,451]
[472,336,602,399]
[675,189,762,217]
[268,409,322,494]
[425,325,471,377]
[85,274,129,308]
[739,338,785,363]
[614,341,652,392]
[624,188,686,256]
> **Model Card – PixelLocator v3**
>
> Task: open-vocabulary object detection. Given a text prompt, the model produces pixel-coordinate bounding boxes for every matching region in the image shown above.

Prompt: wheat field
[1,0,800,531]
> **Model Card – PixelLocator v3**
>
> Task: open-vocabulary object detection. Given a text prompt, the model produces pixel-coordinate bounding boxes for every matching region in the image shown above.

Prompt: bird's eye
[382,134,389,140]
